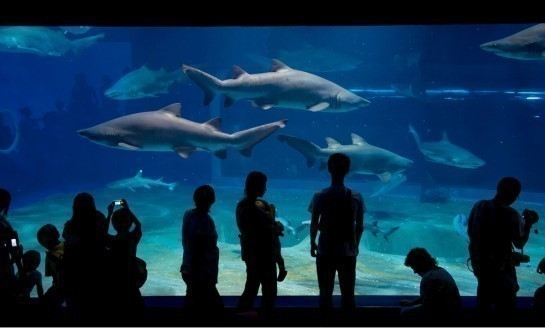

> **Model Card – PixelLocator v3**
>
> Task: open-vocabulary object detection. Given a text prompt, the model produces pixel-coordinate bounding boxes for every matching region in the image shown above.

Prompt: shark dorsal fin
[159,103,182,117]
[325,137,341,149]
[271,59,291,72]
[351,133,368,145]
[440,131,450,143]
[232,65,249,79]
[135,170,143,178]
[203,117,222,131]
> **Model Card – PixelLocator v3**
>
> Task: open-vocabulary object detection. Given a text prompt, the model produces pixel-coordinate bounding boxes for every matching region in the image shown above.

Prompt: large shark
[182,59,371,112]
[0,26,104,57]
[77,103,287,159]
[408,125,486,169]
[107,169,178,192]
[480,23,545,60]
[277,133,413,183]
[104,65,186,100]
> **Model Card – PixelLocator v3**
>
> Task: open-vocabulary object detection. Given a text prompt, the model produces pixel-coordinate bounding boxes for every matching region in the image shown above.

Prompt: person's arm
[308,194,319,257]
[180,211,192,283]
[399,296,422,306]
[36,273,44,301]
[513,209,538,250]
[354,194,365,247]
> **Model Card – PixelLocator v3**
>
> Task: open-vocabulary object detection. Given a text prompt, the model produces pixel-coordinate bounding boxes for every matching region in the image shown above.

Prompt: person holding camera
[467,177,539,321]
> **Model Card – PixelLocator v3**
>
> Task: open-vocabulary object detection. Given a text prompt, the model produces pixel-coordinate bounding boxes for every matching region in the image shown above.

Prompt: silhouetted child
[255,200,288,282]
[15,250,44,304]
[37,223,65,315]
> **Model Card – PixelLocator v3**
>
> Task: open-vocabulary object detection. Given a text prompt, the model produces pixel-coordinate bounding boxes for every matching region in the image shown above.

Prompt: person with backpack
[467,176,539,321]
[308,153,365,315]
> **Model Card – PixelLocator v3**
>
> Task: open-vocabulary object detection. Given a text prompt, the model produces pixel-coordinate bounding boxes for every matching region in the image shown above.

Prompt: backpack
[318,188,355,242]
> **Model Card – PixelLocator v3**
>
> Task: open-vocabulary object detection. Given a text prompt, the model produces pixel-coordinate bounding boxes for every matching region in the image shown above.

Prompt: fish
[182,59,370,112]
[408,124,486,169]
[77,103,287,159]
[277,133,413,183]
[453,213,469,243]
[296,219,400,242]
[0,26,104,57]
[107,169,177,192]
[480,23,545,60]
[246,43,364,73]
[104,65,186,100]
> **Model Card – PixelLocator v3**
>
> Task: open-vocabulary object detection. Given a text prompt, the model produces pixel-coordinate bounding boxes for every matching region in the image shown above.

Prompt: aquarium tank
[1,23,545,299]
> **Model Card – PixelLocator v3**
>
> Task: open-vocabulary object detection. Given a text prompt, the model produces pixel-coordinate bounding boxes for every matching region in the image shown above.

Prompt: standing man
[468,176,539,321]
[308,153,365,314]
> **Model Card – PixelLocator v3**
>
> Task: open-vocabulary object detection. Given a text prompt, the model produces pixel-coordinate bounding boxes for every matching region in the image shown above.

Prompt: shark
[0,26,104,57]
[480,23,545,60]
[182,59,371,112]
[453,213,469,243]
[77,103,287,159]
[277,133,413,183]
[107,169,178,192]
[104,65,186,100]
[408,125,486,169]
[296,219,400,242]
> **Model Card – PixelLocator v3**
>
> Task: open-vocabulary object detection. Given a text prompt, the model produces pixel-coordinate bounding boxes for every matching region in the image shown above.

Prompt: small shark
[480,23,545,60]
[105,65,186,100]
[0,26,104,57]
[275,216,299,237]
[107,169,177,192]
[453,213,469,243]
[77,103,287,159]
[277,133,413,183]
[296,219,399,242]
[408,125,486,169]
[182,59,370,112]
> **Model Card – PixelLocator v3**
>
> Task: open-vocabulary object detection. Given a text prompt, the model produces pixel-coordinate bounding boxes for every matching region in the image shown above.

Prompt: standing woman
[236,171,278,317]
[180,184,224,317]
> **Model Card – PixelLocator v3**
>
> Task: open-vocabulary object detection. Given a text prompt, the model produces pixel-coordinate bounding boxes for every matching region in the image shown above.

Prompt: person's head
[0,188,11,218]
[244,171,267,199]
[72,192,96,217]
[538,257,545,274]
[193,184,215,213]
[328,153,351,179]
[111,208,132,233]
[22,250,41,272]
[404,247,437,277]
[37,224,60,250]
[495,176,521,206]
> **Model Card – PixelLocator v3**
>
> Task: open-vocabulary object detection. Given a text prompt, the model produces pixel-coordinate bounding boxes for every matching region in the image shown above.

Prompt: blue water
[1,24,545,297]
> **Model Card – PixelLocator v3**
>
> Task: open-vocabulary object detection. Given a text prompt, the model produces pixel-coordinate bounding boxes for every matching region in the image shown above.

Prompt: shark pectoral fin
[377,172,392,183]
[118,142,142,150]
[307,102,330,112]
[214,149,227,159]
[174,146,197,158]
[261,104,274,110]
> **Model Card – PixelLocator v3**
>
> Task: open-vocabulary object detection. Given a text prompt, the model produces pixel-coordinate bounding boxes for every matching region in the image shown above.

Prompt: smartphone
[114,200,123,206]
[10,238,17,247]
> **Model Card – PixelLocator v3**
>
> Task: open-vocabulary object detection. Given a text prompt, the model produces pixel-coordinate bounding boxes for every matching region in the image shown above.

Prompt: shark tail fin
[181,64,222,106]
[168,182,178,191]
[231,119,288,157]
[408,124,422,148]
[277,134,322,168]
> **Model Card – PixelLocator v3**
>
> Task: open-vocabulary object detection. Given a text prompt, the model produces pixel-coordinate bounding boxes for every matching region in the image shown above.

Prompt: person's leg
[338,255,356,310]
[237,259,260,311]
[316,255,336,310]
[259,258,278,312]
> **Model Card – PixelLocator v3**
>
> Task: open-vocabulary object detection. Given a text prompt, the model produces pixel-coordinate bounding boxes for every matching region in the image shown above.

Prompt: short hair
[37,224,60,246]
[328,153,350,177]
[22,250,41,271]
[193,184,215,208]
[497,176,521,196]
[244,171,267,197]
[404,247,437,270]
[111,208,132,232]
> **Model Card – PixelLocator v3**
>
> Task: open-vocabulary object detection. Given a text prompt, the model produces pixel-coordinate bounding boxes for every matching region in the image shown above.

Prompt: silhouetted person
[399,247,462,323]
[42,99,67,133]
[104,199,147,320]
[15,249,44,304]
[309,153,365,315]
[62,192,109,321]
[236,171,279,318]
[468,176,539,322]
[0,188,22,320]
[37,223,66,319]
[181,185,224,318]
[533,257,545,319]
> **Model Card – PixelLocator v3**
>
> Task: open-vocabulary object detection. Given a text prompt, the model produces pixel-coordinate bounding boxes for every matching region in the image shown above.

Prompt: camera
[10,238,17,247]
[511,251,530,266]
[114,200,123,206]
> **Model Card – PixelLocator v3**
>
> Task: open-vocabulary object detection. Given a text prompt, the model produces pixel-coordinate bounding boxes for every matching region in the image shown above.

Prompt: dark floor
[7,295,543,326]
